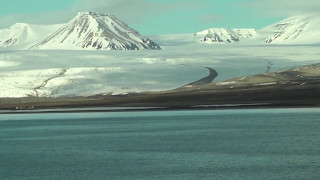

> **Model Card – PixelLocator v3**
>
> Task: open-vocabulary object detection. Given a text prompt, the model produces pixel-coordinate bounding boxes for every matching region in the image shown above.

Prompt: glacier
[1,43,320,97]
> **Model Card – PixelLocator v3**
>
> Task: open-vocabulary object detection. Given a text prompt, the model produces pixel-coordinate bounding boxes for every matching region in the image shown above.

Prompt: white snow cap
[194,28,257,43]
[260,13,320,44]
[30,12,161,50]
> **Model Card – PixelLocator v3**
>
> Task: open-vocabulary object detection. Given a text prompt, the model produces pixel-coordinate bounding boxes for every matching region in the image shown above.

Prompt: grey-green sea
[1,108,320,179]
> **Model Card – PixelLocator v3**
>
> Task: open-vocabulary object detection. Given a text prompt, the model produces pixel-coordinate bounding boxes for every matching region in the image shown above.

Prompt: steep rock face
[0,23,29,47]
[261,13,320,44]
[194,28,257,43]
[30,12,161,50]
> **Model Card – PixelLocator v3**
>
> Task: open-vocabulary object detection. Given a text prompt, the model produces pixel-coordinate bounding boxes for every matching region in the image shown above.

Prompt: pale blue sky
[0,0,77,15]
[0,0,317,35]
[136,0,284,34]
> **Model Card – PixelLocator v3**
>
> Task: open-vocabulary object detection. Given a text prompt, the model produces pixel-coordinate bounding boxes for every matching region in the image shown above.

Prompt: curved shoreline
[182,67,218,88]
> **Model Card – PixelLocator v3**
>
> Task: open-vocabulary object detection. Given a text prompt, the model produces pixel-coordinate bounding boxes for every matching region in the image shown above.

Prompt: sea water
[1,108,320,179]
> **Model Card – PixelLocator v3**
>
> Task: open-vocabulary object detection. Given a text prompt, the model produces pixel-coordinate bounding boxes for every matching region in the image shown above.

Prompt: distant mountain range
[193,28,257,43]
[153,13,320,45]
[0,12,319,50]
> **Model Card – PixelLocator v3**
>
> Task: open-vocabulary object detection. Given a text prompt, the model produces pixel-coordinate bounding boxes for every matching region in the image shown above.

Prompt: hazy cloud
[0,0,216,29]
[0,10,75,28]
[0,0,167,28]
[198,14,225,23]
[2,0,317,32]
[74,0,167,23]
[238,0,320,17]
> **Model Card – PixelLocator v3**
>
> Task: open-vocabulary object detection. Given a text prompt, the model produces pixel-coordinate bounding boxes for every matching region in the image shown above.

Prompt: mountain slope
[30,12,161,50]
[260,13,320,44]
[0,23,29,47]
[194,28,257,43]
[0,23,63,48]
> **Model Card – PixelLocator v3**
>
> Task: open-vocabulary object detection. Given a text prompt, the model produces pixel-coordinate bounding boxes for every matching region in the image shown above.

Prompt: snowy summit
[260,13,320,44]
[194,28,257,43]
[30,12,161,50]
[0,23,29,47]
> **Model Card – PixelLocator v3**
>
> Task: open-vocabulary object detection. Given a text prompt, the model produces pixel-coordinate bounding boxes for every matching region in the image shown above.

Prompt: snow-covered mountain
[194,28,257,43]
[1,12,319,50]
[260,13,320,44]
[0,23,63,48]
[155,13,320,46]
[30,12,161,50]
[0,23,29,47]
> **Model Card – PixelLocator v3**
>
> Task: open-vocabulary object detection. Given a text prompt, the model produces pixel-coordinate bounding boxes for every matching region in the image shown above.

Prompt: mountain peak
[12,23,29,27]
[76,12,115,18]
[77,12,105,16]
[0,23,30,47]
[194,28,257,43]
[261,13,320,44]
[30,13,161,50]
[77,12,93,16]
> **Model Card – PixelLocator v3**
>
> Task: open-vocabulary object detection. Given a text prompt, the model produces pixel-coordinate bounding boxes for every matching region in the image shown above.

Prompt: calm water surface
[1,109,320,179]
